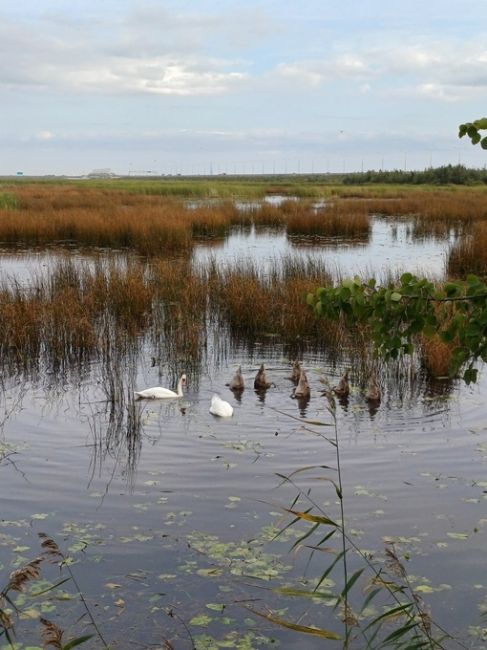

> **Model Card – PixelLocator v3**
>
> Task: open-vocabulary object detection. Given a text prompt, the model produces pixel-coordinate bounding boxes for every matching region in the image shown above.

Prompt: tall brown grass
[447,220,487,277]
[0,255,348,371]
[419,334,453,377]
[3,185,486,252]
[0,187,244,253]
[365,190,487,230]
[287,201,370,238]
[206,257,344,345]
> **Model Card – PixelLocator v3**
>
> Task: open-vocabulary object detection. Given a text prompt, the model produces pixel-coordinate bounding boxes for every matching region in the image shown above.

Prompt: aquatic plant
[0,533,101,649]
[256,392,460,648]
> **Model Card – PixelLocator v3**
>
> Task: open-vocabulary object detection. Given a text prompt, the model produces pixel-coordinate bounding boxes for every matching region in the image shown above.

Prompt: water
[0,222,486,649]
[193,217,451,280]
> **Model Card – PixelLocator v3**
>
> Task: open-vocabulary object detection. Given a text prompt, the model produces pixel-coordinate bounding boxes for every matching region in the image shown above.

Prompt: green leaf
[247,608,341,640]
[390,292,402,302]
[62,635,95,650]
[463,367,478,384]
[285,508,337,527]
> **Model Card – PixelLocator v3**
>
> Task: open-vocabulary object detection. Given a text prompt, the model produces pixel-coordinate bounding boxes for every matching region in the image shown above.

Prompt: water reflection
[193,217,453,280]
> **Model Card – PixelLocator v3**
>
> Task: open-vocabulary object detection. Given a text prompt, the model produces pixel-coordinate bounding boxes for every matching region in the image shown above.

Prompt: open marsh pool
[1,220,487,649]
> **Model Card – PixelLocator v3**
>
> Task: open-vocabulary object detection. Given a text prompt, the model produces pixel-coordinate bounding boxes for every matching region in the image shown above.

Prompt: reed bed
[419,334,453,377]
[287,201,370,237]
[1,187,246,252]
[3,184,487,253]
[206,257,344,346]
[447,220,487,277]
[364,190,487,224]
[0,255,350,372]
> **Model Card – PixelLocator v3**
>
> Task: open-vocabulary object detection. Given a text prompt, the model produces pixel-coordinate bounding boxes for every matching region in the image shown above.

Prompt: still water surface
[0,222,486,649]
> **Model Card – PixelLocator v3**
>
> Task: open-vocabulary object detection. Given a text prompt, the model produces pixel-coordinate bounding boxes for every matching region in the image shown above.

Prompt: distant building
[87,168,116,179]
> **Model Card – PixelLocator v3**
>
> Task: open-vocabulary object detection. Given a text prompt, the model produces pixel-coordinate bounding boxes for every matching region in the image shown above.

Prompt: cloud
[36,130,55,141]
[270,38,487,101]
[0,9,252,96]
[276,55,370,86]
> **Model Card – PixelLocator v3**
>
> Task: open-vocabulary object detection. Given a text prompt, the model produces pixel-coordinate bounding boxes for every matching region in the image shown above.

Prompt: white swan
[209,394,234,417]
[134,374,186,400]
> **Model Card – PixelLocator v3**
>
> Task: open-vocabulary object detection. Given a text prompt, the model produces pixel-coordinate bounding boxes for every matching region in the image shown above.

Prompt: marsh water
[1,217,487,649]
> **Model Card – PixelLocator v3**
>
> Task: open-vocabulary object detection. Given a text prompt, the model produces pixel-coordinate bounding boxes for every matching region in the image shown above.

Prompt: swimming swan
[209,394,234,417]
[254,364,272,390]
[293,369,310,399]
[229,366,245,391]
[135,374,186,399]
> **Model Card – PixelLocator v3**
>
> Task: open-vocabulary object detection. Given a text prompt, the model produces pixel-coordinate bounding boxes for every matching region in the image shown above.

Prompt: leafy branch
[307,273,487,383]
[458,117,487,149]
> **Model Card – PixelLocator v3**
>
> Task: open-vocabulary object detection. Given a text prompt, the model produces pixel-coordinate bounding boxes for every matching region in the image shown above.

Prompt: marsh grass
[206,257,345,346]
[287,201,370,238]
[2,184,487,252]
[365,190,487,237]
[0,254,350,375]
[447,221,487,277]
[420,334,454,377]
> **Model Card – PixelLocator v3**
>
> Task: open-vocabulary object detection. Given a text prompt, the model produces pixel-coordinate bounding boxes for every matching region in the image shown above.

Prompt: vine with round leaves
[307,273,487,383]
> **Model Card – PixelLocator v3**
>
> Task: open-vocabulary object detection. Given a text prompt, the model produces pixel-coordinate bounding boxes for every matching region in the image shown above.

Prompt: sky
[1,0,486,176]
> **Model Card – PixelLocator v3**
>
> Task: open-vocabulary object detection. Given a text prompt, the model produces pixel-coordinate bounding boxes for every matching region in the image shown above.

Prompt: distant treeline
[342,164,487,185]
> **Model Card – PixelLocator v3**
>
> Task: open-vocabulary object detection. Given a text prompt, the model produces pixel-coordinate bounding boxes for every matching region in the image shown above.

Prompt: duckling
[366,375,381,403]
[333,370,350,398]
[254,363,272,390]
[290,359,301,382]
[229,366,245,392]
[293,369,310,399]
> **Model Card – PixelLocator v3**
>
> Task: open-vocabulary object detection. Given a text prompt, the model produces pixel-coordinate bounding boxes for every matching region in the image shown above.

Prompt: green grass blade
[63,634,95,649]
[285,508,337,527]
[315,549,347,591]
[364,602,414,632]
[247,608,341,640]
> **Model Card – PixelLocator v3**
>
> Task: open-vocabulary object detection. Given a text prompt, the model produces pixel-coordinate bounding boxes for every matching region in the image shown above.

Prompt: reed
[206,257,343,346]
[365,190,487,225]
[420,334,453,377]
[287,201,370,237]
[447,221,487,277]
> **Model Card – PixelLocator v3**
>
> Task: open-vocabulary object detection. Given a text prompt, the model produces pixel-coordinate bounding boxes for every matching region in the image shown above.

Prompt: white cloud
[36,130,54,140]
[0,10,251,96]
[276,54,371,86]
